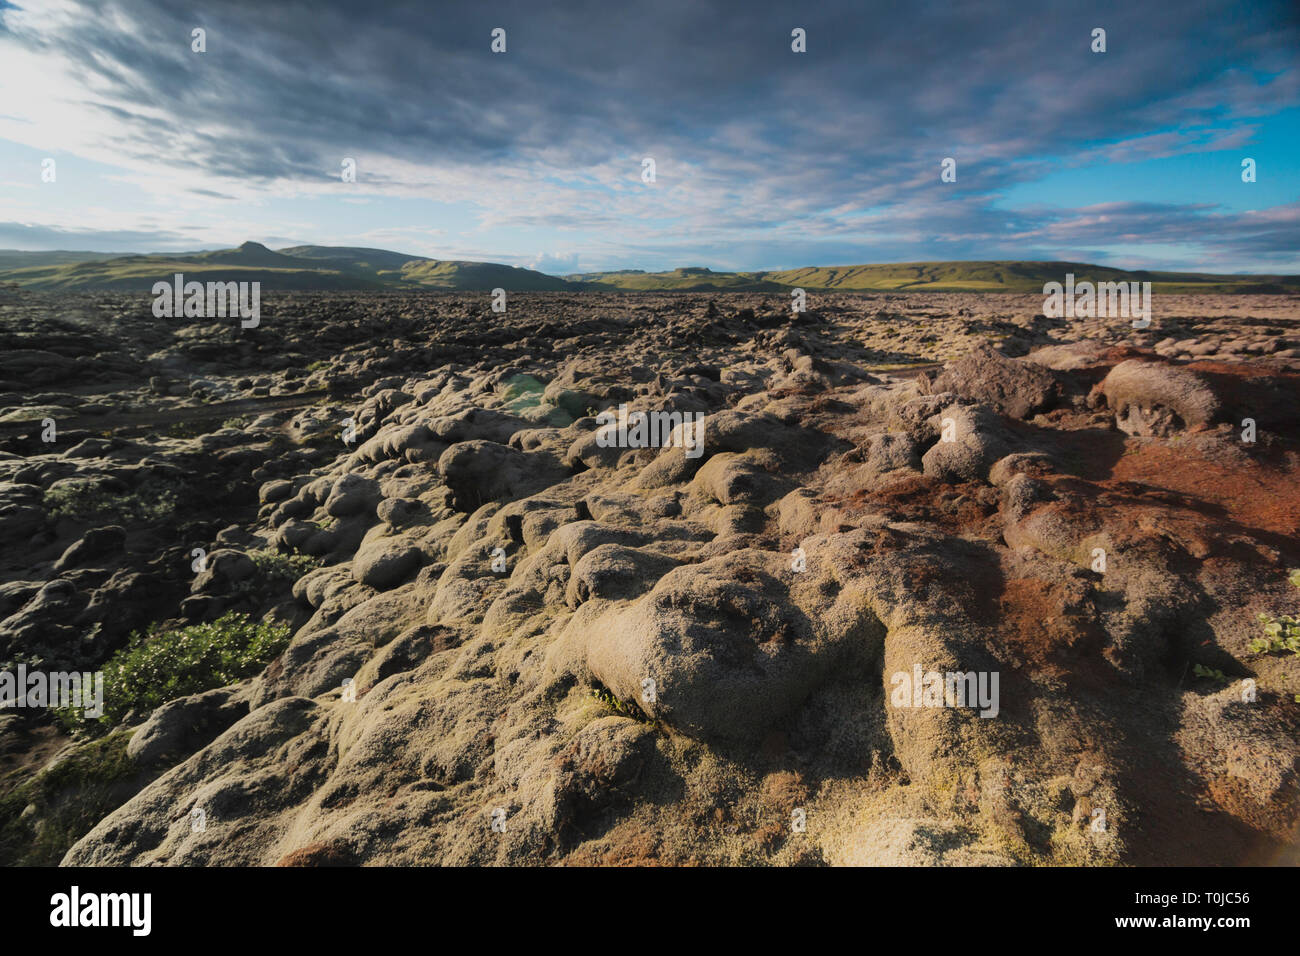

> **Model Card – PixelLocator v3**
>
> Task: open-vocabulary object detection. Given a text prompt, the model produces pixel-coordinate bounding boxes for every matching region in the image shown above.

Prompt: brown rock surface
[0,288,1296,866]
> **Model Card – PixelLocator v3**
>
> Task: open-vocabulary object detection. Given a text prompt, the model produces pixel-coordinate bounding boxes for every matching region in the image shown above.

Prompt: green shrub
[43,479,119,521]
[43,476,181,525]
[1192,663,1228,683]
[0,730,148,866]
[248,548,320,581]
[93,612,291,726]
[161,420,213,439]
[1249,569,1300,657]
[589,684,655,725]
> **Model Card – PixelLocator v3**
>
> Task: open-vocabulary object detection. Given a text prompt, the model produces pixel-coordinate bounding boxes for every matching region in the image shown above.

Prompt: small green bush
[161,420,212,439]
[1249,569,1300,657]
[248,548,320,582]
[43,476,181,525]
[589,684,655,726]
[93,612,291,726]
[1192,663,1228,683]
[0,730,147,866]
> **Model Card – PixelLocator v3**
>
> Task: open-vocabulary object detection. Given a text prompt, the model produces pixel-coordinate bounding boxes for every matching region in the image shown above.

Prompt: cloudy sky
[0,0,1297,274]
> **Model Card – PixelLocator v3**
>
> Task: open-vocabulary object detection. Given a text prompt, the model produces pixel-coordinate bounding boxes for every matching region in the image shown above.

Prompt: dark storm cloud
[0,221,194,250]
[3,0,1298,264]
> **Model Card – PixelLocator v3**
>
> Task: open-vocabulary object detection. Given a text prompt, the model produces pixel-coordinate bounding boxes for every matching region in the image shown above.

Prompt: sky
[0,0,1297,275]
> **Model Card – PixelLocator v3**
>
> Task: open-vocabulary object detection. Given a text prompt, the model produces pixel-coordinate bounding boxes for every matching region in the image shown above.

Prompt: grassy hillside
[277,245,427,274]
[2,245,1296,294]
[573,267,787,292]
[572,260,1300,294]
[398,259,578,290]
[187,241,308,269]
[0,242,569,291]
[763,261,1097,291]
[0,250,121,271]
[0,254,381,291]
[760,261,1300,294]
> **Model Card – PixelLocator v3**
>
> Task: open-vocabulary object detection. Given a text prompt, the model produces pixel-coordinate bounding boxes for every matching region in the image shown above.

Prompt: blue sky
[0,0,1296,274]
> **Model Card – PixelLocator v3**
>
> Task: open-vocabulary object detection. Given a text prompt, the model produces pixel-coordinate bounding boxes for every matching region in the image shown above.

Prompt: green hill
[759,260,1300,294]
[187,241,308,269]
[0,249,381,291]
[764,261,1106,291]
[0,250,122,271]
[572,260,1300,294]
[571,267,787,292]
[1,246,1295,294]
[397,259,578,290]
[277,244,429,274]
[0,242,571,291]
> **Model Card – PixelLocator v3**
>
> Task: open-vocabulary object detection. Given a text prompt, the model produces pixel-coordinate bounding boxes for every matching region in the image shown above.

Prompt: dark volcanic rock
[0,288,1297,869]
[52,525,126,572]
[931,342,1060,418]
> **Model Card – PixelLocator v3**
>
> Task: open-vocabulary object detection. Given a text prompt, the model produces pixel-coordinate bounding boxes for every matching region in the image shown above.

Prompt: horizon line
[0,243,1293,279]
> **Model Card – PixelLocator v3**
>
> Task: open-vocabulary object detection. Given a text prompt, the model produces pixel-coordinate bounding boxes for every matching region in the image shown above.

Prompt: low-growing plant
[248,548,321,582]
[88,612,291,726]
[589,684,656,726]
[161,420,213,439]
[44,480,108,521]
[1192,663,1229,683]
[0,730,149,866]
[1249,569,1300,657]
[43,476,181,525]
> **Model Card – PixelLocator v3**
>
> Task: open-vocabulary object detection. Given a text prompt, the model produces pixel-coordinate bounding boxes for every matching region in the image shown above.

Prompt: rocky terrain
[1,286,1298,866]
